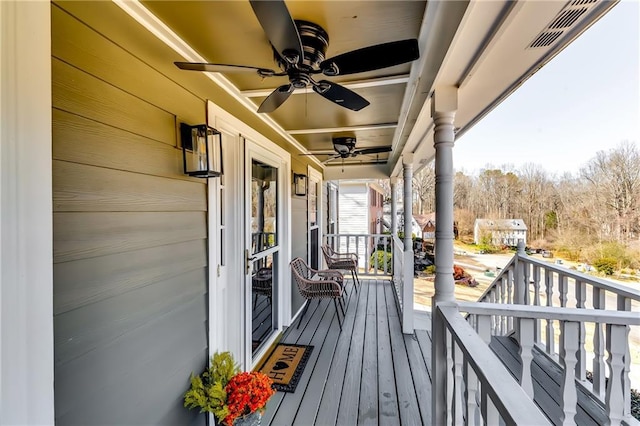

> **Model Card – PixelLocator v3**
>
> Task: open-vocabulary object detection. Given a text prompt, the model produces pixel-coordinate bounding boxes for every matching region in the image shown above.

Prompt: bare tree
[580,141,640,242]
[413,163,435,214]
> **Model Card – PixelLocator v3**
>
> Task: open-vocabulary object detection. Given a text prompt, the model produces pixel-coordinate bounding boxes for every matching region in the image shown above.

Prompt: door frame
[307,166,323,269]
[244,138,289,368]
[207,101,291,370]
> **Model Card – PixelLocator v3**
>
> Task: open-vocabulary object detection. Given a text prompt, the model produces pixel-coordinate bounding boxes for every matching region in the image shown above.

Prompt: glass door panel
[249,159,278,356]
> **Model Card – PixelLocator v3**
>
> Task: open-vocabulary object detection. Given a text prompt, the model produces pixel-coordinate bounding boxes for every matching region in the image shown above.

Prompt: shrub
[594,257,617,276]
[370,250,392,273]
[424,265,436,275]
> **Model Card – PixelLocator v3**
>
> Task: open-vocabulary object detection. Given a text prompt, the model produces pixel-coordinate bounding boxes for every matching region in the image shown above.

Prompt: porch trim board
[0,1,54,424]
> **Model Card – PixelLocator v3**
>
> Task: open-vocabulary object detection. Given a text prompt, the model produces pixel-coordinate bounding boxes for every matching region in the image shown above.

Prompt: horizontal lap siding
[52,4,208,425]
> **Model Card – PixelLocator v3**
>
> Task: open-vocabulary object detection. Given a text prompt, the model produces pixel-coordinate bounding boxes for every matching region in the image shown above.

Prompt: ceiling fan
[302,137,392,164]
[175,0,419,113]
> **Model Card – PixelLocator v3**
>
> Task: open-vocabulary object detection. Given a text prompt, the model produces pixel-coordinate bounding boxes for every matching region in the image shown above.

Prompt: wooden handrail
[457,302,640,325]
[436,304,551,426]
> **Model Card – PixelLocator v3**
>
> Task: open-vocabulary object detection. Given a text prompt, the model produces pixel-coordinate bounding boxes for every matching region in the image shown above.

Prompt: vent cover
[528,0,598,49]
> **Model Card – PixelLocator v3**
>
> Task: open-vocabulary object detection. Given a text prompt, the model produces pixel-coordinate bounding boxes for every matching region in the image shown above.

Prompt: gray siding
[53,4,207,425]
[291,175,308,315]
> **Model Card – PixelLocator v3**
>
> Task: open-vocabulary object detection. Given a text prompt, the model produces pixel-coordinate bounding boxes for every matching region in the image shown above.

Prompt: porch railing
[458,301,640,425]
[325,233,392,277]
[434,303,552,425]
[325,233,413,333]
[435,243,640,425]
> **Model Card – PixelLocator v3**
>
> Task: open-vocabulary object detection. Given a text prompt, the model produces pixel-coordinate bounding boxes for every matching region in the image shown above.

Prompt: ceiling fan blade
[174,62,276,74]
[322,154,342,164]
[355,146,393,156]
[299,151,337,156]
[313,81,370,111]
[250,0,303,64]
[320,39,419,76]
[257,84,294,113]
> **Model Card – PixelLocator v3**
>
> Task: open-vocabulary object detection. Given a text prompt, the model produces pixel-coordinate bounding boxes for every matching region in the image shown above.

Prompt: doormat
[258,343,314,393]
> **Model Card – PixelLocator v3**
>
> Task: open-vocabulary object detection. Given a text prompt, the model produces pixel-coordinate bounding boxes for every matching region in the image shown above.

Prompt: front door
[245,139,281,362]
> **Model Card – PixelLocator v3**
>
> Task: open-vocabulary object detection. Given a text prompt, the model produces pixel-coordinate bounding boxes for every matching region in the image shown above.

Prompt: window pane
[251,160,278,254]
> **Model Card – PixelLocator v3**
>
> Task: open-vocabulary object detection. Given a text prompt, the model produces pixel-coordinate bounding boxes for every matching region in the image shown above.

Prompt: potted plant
[184,351,275,426]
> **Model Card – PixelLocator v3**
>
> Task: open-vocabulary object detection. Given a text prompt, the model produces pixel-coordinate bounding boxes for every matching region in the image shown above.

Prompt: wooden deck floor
[262,279,433,426]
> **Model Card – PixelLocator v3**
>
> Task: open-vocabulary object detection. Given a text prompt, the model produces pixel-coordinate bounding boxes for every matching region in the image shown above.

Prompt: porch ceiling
[126,0,616,179]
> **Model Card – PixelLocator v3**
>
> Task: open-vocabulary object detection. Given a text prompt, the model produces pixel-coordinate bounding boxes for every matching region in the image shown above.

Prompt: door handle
[246,249,256,274]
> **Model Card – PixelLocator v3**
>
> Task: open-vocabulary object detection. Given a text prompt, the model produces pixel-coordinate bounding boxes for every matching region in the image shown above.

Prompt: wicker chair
[290,257,345,331]
[252,267,272,309]
[321,244,360,292]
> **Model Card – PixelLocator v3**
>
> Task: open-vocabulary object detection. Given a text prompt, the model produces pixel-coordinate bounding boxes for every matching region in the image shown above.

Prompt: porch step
[490,336,609,426]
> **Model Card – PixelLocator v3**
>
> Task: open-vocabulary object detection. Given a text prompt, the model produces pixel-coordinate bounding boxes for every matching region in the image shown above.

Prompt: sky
[453,0,640,177]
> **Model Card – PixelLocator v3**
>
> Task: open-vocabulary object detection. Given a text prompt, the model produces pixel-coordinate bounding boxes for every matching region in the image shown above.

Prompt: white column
[390,177,398,237]
[402,155,414,334]
[0,1,54,425]
[432,87,457,304]
[431,87,457,426]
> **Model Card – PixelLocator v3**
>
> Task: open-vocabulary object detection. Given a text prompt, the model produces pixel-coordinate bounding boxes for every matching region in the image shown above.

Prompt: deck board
[265,279,432,425]
[336,277,369,425]
[377,281,400,425]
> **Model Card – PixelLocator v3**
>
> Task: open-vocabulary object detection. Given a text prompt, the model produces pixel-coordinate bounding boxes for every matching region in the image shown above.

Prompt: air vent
[530,31,563,48]
[528,0,599,49]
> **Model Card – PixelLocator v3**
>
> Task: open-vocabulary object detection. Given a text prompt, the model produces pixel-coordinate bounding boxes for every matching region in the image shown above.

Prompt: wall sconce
[294,173,307,196]
[180,123,223,178]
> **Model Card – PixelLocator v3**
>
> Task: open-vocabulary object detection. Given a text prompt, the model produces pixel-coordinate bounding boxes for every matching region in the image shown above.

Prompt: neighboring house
[2,1,622,425]
[474,218,528,246]
[415,213,436,240]
[335,181,385,263]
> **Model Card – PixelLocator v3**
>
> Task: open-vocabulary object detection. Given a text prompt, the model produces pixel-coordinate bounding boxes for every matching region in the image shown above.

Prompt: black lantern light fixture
[180,123,223,178]
[293,173,307,196]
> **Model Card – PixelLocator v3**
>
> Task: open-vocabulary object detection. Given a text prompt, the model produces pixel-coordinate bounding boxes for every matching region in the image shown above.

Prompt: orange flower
[223,372,275,426]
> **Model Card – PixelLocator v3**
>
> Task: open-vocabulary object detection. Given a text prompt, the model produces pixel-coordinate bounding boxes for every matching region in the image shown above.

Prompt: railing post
[390,177,399,237]
[402,155,414,334]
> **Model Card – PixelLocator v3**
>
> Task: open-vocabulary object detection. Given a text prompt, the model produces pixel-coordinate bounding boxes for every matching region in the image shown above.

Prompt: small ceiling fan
[175,0,419,113]
[301,137,392,164]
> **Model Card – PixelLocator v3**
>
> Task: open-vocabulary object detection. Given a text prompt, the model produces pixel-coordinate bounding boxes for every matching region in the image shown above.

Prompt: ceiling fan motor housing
[274,20,330,73]
[332,136,356,155]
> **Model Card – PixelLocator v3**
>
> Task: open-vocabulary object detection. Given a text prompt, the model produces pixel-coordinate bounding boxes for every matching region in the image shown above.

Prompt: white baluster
[454,341,464,425]
[545,270,555,355]
[592,287,606,400]
[523,262,530,305]
[617,296,631,422]
[500,278,507,335]
[560,321,579,425]
[533,265,541,344]
[575,280,586,381]
[446,329,454,426]
[464,360,479,426]
[481,390,499,425]
[605,324,626,425]
[559,274,568,307]
[507,270,514,330]
[477,315,491,345]
[518,318,535,398]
